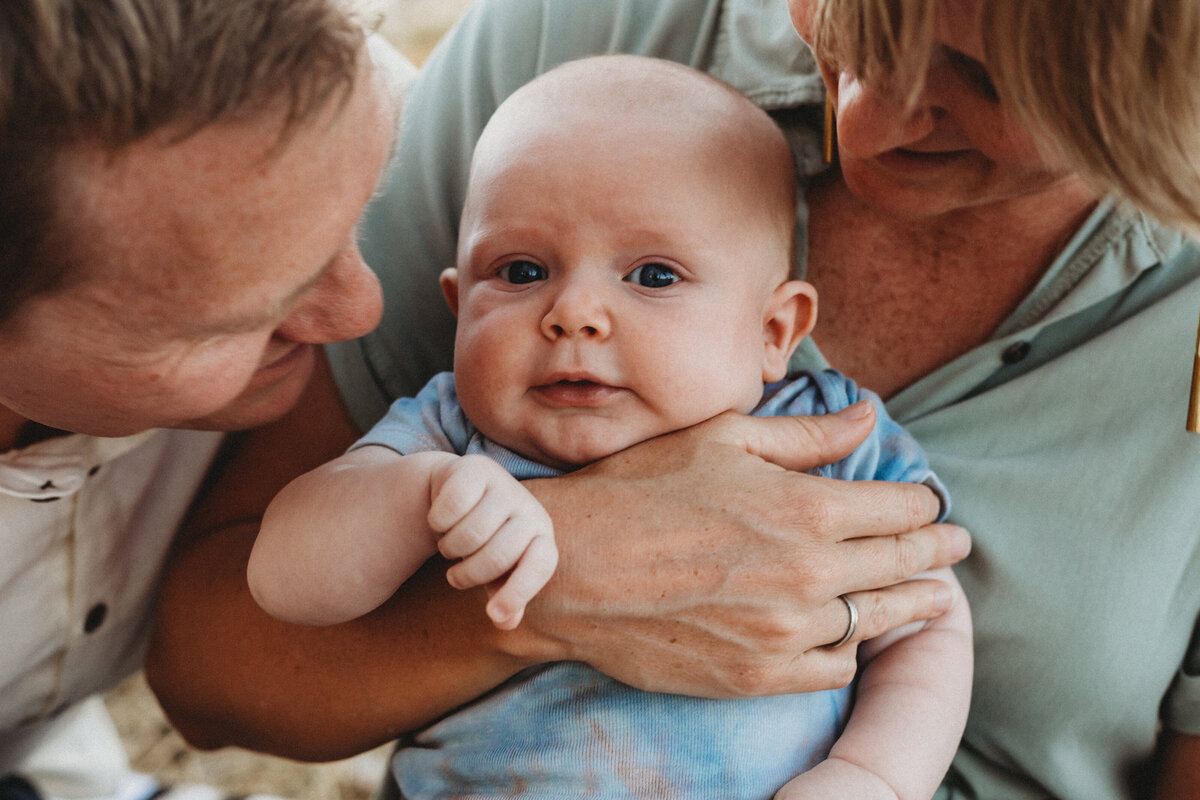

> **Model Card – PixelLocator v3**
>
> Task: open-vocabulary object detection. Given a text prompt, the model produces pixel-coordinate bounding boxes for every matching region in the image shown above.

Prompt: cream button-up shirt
[0,427,221,777]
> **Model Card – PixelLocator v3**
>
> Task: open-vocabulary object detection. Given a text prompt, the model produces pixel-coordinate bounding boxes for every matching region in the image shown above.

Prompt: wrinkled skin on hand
[511,406,968,698]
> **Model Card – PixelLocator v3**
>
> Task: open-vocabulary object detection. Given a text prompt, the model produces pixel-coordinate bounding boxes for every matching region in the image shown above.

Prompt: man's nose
[275,246,384,344]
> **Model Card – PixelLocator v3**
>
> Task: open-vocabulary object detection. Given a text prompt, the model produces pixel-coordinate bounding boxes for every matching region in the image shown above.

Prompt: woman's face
[789,0,1081,221]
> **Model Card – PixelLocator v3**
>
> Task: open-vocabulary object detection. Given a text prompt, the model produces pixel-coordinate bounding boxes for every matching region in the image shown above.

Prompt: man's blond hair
[809,0,1200,233]
[0,0,365,319]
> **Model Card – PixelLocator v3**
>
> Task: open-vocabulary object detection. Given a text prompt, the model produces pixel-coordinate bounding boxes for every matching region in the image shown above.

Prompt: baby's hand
[427,454,557,629]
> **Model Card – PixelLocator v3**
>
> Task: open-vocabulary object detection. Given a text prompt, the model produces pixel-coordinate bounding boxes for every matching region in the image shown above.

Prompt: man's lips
[258,342,310,373]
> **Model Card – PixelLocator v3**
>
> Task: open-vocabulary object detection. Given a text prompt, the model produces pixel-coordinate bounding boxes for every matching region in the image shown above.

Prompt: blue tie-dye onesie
[353,369,948,800]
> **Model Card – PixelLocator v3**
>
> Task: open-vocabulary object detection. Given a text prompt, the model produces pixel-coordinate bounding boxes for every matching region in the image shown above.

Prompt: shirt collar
[998,199,1190,337]
[708,0,824,109]
[0,430,159,499]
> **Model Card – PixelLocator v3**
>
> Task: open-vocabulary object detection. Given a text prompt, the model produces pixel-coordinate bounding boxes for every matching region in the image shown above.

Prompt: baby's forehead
[466,55,796,239]
[494,56,747,131]
[476,62,788,184]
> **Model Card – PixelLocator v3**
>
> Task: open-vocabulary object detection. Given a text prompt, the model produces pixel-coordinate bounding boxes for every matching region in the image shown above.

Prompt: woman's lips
[874,147,974,171]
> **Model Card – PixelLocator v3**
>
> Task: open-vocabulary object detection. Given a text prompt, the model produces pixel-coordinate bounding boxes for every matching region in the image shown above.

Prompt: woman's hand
[508,402,970,697]
[148,362,967,760]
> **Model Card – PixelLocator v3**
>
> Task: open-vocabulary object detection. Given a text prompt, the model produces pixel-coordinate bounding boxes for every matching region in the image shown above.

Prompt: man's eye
[625,263,680,288]
[499,260,547,284]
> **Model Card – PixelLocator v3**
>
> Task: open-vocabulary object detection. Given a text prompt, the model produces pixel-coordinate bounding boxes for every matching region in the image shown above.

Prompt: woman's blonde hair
[809,0,1200,232]
[0,0,366,320]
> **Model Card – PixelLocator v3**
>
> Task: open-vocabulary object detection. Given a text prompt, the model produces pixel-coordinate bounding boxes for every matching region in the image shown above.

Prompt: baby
[249,55,971,800]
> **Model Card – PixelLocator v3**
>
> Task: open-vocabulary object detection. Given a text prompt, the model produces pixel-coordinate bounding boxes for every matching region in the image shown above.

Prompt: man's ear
[439,268,460,316]
[762,279,817,382]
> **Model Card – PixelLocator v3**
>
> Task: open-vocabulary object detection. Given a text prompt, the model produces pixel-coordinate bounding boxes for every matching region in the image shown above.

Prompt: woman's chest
[899,290,1200,796]
[803,188,1053,398]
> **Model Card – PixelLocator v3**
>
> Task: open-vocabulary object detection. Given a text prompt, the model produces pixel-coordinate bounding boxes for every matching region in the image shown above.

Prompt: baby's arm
[775,566,972,800]
[247,447,556,630]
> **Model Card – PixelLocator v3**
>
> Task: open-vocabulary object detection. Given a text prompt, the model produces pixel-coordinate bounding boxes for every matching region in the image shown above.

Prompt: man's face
[0,58,395,436]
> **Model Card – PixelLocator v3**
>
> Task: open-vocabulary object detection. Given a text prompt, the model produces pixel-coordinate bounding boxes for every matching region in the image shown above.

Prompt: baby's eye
[625,263,680,289]
[499,260,547,284]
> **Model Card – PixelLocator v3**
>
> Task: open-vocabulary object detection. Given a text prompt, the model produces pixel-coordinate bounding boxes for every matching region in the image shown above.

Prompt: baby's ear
[439,268,461,316]
[762,280,817,382]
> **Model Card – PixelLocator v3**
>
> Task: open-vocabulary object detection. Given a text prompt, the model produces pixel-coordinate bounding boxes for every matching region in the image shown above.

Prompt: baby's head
[440,54,816,469]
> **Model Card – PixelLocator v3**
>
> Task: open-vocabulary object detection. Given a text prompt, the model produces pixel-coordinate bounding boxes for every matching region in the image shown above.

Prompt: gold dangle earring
[823,93,836,164]
[1188,311,1200,432]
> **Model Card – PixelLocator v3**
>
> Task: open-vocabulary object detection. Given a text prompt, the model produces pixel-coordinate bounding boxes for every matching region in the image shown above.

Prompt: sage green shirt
[333,1,1200,797]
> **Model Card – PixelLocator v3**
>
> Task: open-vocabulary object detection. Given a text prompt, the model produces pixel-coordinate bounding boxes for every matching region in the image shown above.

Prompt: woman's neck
[805,173,1100,398]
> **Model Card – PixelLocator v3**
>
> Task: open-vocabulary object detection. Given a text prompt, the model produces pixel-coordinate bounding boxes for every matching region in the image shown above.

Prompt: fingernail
[951,527,972,559]
[837,399,873,419]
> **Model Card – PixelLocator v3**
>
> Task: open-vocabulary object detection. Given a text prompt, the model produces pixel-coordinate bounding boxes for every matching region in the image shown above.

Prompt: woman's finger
[829,522,971,592]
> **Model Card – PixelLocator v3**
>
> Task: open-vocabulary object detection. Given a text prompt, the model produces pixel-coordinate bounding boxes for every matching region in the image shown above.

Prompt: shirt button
[1001,341,1031,365]
[0,775,42,800]
[83,603,108,634]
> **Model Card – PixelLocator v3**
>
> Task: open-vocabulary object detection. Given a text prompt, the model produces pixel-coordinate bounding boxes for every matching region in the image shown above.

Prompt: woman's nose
[833,69,940,157]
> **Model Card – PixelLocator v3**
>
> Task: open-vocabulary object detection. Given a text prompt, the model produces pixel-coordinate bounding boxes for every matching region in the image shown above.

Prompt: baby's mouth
[533,378,620,406]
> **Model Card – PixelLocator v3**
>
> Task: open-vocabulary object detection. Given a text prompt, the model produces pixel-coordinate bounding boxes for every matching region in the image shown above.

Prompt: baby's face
[444,112,801,469]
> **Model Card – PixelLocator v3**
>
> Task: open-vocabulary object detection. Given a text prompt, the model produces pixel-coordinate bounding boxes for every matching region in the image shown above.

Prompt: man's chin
[183,400,296,432]
[184,353,315,432]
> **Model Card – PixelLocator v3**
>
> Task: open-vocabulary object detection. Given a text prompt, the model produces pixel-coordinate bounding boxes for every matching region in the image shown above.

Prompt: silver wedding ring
[830,594,858,648]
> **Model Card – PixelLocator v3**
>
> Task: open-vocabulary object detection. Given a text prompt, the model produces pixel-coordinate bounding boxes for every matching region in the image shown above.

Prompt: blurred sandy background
[103,2,474,798]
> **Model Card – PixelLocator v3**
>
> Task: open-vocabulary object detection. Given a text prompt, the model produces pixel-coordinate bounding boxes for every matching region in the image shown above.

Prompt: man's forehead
[53,66,391,314]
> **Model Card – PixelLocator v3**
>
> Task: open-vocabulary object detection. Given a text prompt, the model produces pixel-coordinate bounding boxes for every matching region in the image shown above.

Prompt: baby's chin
[510,434,638,473]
